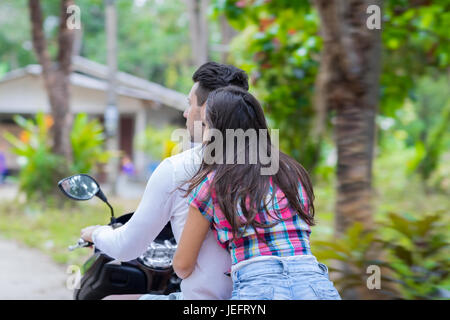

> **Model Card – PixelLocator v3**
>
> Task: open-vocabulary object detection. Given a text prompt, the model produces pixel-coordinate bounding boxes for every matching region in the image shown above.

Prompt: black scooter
[58,174,181,300]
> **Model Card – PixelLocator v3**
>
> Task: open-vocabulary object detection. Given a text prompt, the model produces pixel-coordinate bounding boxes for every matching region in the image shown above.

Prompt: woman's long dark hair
[184,86,315,240]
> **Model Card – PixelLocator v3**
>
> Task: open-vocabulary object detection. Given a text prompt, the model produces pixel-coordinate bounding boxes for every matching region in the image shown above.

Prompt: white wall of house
[0,75,142,115]
[0,76,48,114]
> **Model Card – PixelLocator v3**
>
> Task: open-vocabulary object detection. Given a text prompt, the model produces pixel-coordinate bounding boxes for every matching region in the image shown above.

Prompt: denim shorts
[139,292,183,300]
[230,255,341,300]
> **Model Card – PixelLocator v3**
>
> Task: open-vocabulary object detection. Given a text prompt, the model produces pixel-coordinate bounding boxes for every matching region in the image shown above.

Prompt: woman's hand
[80,225,103,243]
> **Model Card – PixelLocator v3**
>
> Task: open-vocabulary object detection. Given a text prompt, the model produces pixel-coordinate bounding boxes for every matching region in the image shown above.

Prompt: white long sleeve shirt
[92,145,232,300]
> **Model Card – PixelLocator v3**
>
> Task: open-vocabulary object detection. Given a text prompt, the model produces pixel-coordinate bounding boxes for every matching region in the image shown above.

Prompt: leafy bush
[312,223,394,299]
[396,76,450,185]
[4,113,65,202]
[312,212,450,299]
[70,113,111,174]
[376,212,450,299]
[4,112,112,203]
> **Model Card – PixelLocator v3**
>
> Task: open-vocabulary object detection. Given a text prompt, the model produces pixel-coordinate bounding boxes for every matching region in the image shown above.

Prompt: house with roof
[0,56,188,180]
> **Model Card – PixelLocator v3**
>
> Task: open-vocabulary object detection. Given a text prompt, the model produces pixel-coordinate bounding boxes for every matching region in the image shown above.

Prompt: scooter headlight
[138,240,177,270]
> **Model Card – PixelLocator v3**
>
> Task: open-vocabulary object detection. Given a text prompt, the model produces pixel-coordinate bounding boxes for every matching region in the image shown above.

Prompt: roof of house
[0,56,188,112]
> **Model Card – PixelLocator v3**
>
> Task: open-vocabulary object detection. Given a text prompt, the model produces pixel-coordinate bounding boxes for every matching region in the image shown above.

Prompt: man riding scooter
[80,62,250,300]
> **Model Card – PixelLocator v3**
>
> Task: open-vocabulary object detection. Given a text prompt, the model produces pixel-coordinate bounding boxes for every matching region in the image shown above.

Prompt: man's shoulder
[166,144,202,167]
[164,144,202,182]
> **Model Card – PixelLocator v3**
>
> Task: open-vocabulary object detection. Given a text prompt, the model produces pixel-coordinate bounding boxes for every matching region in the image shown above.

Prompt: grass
[0,197,136,267]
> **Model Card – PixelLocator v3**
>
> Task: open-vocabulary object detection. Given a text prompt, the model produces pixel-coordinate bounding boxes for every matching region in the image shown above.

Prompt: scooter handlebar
[68,238,93,251]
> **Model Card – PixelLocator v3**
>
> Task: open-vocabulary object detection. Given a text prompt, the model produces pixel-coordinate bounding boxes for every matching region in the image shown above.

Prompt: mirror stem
[96,189,115,220]
[106,201,116,222]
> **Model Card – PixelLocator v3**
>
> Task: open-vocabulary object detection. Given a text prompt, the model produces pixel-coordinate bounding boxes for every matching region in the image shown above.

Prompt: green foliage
[388,75,450,184]
[3,113,65,202]
[381,1,450,115]
[111,0,194,92]
[376,212,450,299]
[4,112,111,203]
[312,212,450,299]
[0,0,36,73]
[312,223,392,298]
[70,113,111,174]
[213,0,322,170]
[417,99,450,182]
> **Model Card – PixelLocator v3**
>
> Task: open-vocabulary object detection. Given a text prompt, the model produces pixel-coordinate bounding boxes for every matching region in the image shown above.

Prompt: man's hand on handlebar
[80,225,103,243]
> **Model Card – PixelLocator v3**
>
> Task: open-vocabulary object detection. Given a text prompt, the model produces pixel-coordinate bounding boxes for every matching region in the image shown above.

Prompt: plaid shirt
[188,171,312,265]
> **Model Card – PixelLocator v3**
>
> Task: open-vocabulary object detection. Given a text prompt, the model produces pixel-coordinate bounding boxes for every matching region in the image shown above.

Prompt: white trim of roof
[70,72,156,101]
[0,57,188,112]
[0,66,157,103]
[0,64,42,83]
[72,56,188,111]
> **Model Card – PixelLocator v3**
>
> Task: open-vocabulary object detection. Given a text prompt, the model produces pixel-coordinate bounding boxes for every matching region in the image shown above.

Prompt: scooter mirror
[58,174,100,201]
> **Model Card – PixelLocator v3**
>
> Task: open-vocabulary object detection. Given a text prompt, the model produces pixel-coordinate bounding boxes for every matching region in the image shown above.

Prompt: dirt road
[0,237,73,300]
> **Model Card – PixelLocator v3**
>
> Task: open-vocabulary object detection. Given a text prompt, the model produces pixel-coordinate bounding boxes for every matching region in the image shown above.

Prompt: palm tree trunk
[314,0,381,233]
[314,0,382,299]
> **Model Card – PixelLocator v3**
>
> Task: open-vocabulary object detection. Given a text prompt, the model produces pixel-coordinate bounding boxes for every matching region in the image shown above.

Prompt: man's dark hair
[192,62,249,106]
